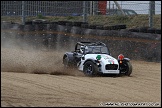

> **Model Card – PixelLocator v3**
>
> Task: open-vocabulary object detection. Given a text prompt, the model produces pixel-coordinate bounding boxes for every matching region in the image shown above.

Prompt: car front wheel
[120,61,132,76]
[83,61,98,77]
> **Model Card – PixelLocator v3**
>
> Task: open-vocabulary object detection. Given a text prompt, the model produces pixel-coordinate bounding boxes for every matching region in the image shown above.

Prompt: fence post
[93,1,98,15]
[149,1,154,28]
[83,1,87,22]
[90,1,92,15]
[93,1,95,15]
[22,1,25,25]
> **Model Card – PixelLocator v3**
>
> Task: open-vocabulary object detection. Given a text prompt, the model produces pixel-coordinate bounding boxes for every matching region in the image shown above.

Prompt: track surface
[1,46,161,107]
[1,60,161,107]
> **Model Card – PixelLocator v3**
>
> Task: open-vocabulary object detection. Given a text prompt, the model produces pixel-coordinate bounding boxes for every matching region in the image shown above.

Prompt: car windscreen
[125,10,137,15]
[107,9,137,16]
[86,46,109,54]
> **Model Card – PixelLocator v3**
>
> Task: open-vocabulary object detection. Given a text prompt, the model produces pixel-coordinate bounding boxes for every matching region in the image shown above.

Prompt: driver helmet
[80,46,84,53]
[85,46,89,53]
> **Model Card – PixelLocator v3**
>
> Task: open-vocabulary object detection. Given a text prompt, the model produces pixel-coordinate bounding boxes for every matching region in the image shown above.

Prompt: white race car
[63,42,132,76]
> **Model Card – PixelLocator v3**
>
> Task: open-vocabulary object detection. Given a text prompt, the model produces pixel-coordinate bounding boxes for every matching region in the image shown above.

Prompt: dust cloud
[1,30,84,76]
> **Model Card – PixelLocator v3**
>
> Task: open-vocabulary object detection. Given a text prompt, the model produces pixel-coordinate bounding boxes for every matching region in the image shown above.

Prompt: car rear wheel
[63,56,70,68]
[83,61,98,77]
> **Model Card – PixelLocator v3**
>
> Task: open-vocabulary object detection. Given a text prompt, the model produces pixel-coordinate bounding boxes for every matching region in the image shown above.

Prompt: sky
[107,1,161,14]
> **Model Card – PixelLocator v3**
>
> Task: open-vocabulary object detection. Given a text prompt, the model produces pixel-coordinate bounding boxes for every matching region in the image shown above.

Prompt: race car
[63,42,132,76]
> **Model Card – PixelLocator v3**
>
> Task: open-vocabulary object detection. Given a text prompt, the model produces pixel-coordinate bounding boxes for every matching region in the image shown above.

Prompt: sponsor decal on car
[96,55,101,60]
[108,60,114,64]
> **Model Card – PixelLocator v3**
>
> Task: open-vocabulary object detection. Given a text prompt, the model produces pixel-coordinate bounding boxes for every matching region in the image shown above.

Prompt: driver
[80,46,89,54]
[80,46,84,54]
[85,46,89,53]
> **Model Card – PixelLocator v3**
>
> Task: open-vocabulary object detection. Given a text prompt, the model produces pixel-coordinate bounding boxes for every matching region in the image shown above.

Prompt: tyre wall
[1,21,161,62]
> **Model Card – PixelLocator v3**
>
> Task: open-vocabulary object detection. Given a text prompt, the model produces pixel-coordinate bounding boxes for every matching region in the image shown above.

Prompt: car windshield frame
[84,45,110,55]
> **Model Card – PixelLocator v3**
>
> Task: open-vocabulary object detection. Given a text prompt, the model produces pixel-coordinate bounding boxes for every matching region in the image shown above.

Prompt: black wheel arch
[63,52,76,67]
[83,59,98,66]
[123,58,130,62]
[63,52,74,62]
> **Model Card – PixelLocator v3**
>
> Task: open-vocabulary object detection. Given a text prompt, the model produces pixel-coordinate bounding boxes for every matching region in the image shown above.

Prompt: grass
[1,14,161,29]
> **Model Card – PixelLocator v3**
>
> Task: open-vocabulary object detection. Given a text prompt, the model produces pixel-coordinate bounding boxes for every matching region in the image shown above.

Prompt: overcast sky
[107,1,161,14]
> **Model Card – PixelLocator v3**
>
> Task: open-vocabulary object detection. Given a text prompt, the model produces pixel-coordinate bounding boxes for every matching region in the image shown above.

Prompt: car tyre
[120,61,132,76]
[63,56,70,68]
[83,61,98,77]
[123,61,132,76]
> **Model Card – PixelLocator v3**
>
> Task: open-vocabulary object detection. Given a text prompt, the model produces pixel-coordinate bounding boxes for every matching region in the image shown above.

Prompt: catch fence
[1,1,161,28]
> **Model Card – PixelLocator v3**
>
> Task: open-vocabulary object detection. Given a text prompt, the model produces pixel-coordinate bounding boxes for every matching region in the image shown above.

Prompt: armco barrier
[1,21,161,62]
